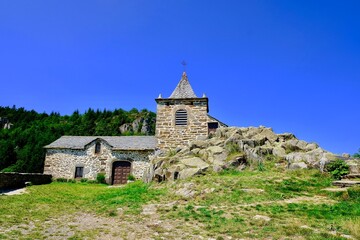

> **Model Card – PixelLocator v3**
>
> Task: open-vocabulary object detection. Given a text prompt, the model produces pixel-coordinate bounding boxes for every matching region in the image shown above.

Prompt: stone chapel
[43,72,226,184]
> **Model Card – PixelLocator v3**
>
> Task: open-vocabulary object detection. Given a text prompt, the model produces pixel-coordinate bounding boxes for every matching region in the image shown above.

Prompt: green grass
[1,168,359,239]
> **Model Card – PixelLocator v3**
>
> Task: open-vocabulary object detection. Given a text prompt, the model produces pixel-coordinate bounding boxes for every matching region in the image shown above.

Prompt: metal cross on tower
[181,60,187,72]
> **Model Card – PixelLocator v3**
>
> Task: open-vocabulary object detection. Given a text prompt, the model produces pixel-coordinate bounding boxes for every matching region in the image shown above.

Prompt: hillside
[0,106,156,173]
[1,167,359,239]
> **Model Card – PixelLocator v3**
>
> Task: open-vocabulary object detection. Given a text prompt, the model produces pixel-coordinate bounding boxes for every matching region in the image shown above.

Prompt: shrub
[326,159,349,180]
[127,174,136,181]
[55,178,68,182]
[96,173,106,184]
[347,186,360,200]
[80,178,88,183]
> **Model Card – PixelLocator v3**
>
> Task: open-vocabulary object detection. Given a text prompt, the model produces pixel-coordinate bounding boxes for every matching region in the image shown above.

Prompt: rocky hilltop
[119,112,155,135]
[144,126,358,182]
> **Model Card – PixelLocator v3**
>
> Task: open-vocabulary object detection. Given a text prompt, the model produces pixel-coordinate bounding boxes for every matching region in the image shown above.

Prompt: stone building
[44,72,225,184]
[44,136,156,184]
[156,72,226,149]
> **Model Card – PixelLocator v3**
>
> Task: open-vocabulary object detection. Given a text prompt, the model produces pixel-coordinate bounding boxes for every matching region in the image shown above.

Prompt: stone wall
[44,139,153,184]
[156,99,209,149]
[0,172,52,189]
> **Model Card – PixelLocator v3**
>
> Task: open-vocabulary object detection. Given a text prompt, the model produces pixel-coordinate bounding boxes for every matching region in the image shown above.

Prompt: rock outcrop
[144,126,343,182]
[0,117,13,129]
[119,113,155,135]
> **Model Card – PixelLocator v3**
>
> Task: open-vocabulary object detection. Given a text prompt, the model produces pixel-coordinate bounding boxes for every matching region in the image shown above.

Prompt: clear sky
[1,0,359,155]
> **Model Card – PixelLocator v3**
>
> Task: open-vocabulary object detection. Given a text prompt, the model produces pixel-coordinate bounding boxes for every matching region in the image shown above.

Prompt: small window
[175,109,187,126]
[95,142,101,154]
[75,167,84,178]
[208,122,219,134]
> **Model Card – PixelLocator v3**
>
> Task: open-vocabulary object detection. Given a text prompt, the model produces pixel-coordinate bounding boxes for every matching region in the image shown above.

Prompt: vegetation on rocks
[326,160,350,180]
[0,106,155,173]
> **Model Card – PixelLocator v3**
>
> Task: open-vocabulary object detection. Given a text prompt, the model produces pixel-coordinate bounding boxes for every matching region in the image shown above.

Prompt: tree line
[0,106,156,173]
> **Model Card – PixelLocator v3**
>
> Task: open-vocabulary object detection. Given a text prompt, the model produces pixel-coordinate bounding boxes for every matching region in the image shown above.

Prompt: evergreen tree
[0,106,156,173]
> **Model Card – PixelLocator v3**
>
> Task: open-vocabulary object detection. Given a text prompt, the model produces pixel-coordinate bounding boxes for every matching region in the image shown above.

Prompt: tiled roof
[169,72,198,98]
[44,136,157,150]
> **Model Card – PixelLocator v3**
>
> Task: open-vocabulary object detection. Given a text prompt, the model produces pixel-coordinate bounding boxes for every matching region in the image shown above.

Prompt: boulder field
[143,126,359,183]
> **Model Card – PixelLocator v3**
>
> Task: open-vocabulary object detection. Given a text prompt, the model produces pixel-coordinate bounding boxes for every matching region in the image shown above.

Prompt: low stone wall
[0,172,52,189]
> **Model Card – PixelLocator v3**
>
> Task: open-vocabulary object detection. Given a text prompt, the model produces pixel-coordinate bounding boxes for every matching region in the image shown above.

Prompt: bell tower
[155,72,209,149]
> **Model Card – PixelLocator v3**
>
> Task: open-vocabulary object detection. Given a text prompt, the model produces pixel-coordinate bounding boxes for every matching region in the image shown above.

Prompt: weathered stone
[273,147,286,158]
[119,123,132,134]
[347,159,360,174]
[189,140,209,150]
[179,168,202,179]
[212,165,224,172]
[253,215,271,222]
[208,138,224,146]
[332,180,360,187]
[257,128,278,143]
[180,157,209,170]
[191,148,201,155]
[304,143,318,151]
[278,133,296,142]
[288,162,308,170]
[175,183,197,198]
[206,146,224,155]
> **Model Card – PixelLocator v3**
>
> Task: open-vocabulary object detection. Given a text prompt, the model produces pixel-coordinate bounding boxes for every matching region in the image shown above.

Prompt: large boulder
[347,159,360,174]
[179,168,202,179]
[288,162,308,170]
[180,157,209,170]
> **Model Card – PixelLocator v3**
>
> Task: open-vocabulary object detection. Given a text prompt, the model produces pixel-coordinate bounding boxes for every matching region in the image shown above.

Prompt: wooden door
[112,161,131,185]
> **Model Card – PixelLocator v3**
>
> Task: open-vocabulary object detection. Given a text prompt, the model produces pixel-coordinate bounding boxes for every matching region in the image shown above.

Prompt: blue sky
[1,0,359,155]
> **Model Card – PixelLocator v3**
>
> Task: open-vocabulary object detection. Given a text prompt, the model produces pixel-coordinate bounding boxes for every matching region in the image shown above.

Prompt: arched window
[95,142,101,154]
[175,109,187,126]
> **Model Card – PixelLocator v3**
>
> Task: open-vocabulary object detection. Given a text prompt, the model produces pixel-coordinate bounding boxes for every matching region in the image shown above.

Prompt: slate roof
[208,114,228,127]
[169,72,198,98]
[44,136,157,150]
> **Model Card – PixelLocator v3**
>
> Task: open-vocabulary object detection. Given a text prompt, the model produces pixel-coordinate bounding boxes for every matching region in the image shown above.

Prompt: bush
[347,186,360,200]
[326,159,349,180]
[55,178,68,182]
[127,174,136,181]
[96,173,106,184]
[80,178,88,183]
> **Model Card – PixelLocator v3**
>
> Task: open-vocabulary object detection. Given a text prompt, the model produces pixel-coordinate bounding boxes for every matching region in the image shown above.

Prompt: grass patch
[1,168,358,239]
[95,181,165,214]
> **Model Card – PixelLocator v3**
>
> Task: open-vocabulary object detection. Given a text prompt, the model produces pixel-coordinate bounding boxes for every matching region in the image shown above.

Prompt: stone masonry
[155,72,217,149]
[44,137,155,184]
[155,98,209,149]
